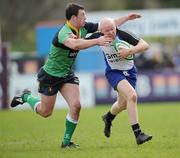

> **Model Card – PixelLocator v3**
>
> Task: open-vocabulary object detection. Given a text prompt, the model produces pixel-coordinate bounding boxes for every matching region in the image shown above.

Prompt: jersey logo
[123,71,130,77]
[68,50,78,58]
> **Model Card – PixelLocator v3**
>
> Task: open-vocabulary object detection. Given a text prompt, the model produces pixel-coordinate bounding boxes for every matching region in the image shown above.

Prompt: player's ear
[71,15,77,21]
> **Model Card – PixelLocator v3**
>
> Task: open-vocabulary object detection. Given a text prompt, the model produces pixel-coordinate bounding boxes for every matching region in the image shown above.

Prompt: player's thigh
[117,79,136,100]
[40,94,57,112]
[59,83,80,107]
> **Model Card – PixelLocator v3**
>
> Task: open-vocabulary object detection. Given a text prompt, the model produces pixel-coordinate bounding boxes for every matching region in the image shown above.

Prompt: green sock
[23,93,40,111]
[63,116,77,145]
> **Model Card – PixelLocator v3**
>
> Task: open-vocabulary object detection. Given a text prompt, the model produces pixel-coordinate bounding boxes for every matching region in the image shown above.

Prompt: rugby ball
[115,40,133,60]
[115,40,131,50]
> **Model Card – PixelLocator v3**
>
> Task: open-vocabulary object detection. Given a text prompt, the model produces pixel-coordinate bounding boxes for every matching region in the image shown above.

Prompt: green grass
[0,102,180,158]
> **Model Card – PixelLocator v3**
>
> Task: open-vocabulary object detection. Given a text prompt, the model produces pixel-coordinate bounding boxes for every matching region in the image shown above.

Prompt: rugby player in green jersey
[10,3,141,148]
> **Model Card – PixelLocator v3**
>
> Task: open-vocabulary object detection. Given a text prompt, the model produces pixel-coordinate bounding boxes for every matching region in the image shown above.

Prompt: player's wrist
[125,15,129,21]
[128,48,134,55]
[94,38,99,45]
[96,37,103,45]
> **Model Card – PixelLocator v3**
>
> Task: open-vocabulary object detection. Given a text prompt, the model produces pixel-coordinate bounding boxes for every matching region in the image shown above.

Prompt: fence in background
[95,70,180,104]
[0,43,9,109]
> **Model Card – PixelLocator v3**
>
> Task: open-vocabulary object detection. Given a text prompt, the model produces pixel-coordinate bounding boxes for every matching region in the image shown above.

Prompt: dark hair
[65,3,84,20]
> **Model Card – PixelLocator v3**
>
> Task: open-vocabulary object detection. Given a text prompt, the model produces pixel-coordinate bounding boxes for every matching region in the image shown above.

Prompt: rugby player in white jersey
[88,18,152,145]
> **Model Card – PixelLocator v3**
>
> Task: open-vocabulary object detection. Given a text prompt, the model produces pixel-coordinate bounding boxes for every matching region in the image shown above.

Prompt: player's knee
[74,101,81,112]
[41,109,53,118]
[127,92,137,103]
[71,100,81,113]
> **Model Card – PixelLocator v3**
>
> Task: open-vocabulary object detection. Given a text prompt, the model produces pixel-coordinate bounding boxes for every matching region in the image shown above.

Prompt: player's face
[75,9,87,28]
[101,23,116,39]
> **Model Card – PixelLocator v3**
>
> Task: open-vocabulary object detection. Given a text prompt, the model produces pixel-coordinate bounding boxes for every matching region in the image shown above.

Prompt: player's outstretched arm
[114,12,141,27]
[64,36,112,50]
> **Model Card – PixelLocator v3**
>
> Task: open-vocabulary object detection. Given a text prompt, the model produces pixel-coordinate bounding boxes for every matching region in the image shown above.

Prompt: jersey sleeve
[85,32,102,40]
[58,28,72,44]
[117,29,140,46]
[84,22,98,33]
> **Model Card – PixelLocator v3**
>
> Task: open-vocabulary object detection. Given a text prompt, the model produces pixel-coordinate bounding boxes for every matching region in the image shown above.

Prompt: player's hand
[118,48,133,58]
[127,13,141,20]
[97,36,113,46]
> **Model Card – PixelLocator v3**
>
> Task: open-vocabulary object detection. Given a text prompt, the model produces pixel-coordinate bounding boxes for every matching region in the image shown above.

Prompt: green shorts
[37,68,79,96]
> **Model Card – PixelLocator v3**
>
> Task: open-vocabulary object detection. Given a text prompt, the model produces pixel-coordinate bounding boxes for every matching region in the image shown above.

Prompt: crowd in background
[135,43,180,71]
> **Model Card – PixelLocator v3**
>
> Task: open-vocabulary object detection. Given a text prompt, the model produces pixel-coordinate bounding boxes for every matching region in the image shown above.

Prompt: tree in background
[0,0,180,51]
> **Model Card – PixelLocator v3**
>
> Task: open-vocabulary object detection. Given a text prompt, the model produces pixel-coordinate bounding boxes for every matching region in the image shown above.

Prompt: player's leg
[33,68,58,117]
[117,79,138,125]
[11,89,57,118]
[22,90,57,117]
[102,94,126,137]
[102,70,128,137]
[59,83,81,148]
[11,67,58,117]
[35,94,57,117]
[110,93,127,115]
[117,80,152,144]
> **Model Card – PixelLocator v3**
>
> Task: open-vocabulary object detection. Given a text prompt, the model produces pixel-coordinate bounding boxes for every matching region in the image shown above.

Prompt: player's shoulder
[84,22,99,33]
[59,24,72,35]
[116,28,139,41]
[116,28,131,36]
[92,31,103,37]
[84,22,98,29]
[85,31,103,40]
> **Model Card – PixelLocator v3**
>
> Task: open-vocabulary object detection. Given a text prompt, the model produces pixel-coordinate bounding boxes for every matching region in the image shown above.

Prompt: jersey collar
[66,21,79,37]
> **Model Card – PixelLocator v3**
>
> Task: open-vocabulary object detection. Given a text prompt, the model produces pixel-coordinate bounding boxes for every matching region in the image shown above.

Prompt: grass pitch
[0,102,180,158]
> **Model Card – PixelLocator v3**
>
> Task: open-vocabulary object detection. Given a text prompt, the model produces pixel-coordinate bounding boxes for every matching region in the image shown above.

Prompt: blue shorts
[105,66,137,90]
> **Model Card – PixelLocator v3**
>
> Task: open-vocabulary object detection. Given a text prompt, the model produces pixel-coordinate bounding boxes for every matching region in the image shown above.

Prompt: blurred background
[1,0,180,109]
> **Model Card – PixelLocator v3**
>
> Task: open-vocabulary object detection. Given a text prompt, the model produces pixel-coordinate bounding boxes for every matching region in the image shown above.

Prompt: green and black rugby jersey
[43,21,98,77]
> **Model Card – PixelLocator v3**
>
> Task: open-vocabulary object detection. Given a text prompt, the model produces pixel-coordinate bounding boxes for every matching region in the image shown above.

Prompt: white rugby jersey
[87,29,140,71]
[101,36,134,70]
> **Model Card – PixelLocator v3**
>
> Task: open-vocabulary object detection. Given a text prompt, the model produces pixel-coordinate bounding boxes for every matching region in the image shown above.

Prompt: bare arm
[114,12,141,26]
[64,36,112,50]
[119,39,149,59]
[129,39,149,55]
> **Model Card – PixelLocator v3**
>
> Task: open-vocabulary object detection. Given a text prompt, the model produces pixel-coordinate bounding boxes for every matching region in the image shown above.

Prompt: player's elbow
[64,39,80,50]
[73,44,81,50]
[70,46,78,50]
[69,41,82,50]
[140,39,149,51]
[143,42,149,51]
